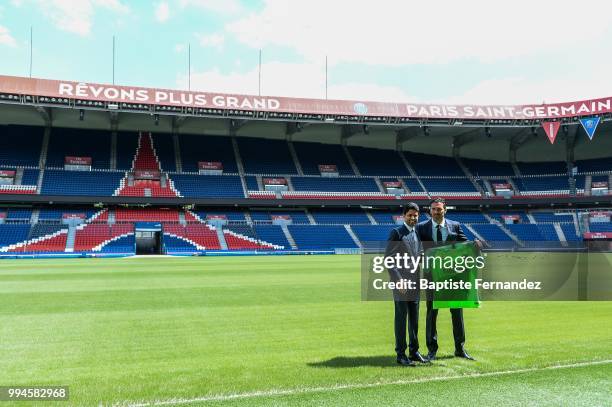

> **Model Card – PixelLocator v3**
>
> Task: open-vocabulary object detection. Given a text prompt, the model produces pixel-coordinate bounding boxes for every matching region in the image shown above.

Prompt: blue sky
[0,0,611,104]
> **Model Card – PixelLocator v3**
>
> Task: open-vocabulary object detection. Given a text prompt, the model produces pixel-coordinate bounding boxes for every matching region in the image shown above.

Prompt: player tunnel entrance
[134,222,164,255]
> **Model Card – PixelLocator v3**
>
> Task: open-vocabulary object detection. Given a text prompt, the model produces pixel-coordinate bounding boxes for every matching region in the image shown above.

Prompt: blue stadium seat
[46,127,111,169]
[291,177,379,192]
[249,210,310,224]
[310,210,371,225]
[0,224,31,247]
[163,234,199,252]
[575,157,612,173]
[0,125,43,167]
[462,158,515,177]
[253,225,291,248]
[116,132,139,170]
[151,133,176,172]
[348,146,409,176]
[170,174,245,198]
[420,178,477,193]
[293,142,354,175]
[41,170,124,196]
[245,176,259,191]
[404,151,464,176]
[99,234,135,253]
[471,224,512,241]
[288,225,358,250]
[517,161,567,175]
[179,134,238,173]
[238,138,297,174]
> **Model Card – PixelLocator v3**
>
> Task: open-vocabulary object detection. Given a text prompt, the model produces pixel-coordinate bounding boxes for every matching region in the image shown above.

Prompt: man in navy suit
[385,202,428,366]
[416,197,477,361]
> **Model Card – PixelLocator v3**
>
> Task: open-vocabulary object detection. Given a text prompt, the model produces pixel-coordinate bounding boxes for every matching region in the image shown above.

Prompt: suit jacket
[385,224,422,284]
[416,218,468,244]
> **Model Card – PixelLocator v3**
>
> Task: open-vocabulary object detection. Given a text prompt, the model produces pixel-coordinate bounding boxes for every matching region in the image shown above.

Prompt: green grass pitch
[1,255,611,406]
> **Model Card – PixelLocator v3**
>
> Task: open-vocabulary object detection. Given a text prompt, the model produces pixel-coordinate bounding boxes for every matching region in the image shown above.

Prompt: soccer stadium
[1,2,612,404]
[0,74,611,405]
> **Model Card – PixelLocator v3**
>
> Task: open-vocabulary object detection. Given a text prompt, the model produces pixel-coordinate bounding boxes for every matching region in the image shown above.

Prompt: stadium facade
[0,75,610,257]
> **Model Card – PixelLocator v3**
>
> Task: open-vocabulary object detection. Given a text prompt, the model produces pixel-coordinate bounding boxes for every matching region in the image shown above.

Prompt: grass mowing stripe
[124,359,612,406]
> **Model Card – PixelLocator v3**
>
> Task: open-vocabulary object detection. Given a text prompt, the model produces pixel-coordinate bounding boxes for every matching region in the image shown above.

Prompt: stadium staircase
[342,145,361,176]
[114,132,183,197]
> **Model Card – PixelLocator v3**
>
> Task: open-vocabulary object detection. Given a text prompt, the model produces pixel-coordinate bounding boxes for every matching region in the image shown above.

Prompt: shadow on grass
[308,355,449,368]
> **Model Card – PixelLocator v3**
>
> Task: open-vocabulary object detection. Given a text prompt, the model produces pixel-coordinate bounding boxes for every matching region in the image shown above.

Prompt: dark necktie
[436,224,443,243]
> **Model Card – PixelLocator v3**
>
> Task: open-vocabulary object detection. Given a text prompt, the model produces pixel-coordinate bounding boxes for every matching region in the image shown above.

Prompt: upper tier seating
[249,210,311,224]
[293,141,354,175]
[574,157,612,173]
[517,161,567,175]
[462,158,515,177]
[290,176,379,192]
[116,132,139,170]
[171,174,244,198]
[179,135,238,173]
[404,151,464,176]
[310,210,371,225]
[348,146,409,176]
[253,225,292,248]
[151,133,176,171]
[0,125,43,167]
[288,225,358,250]
[41,170,124,196]
[420,178,478,193]
[46,127,110,169]
[238,138,297,174]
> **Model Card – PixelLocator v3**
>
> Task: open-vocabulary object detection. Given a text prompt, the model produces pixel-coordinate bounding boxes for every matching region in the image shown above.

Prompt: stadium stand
[179,134,239,173]
[348,146,409,176]
[290,176,379,192]
[46,127,111,169]
[288,225,359,250]
[293,141,354,175]
[171,174,244,198]
[403,151,464,176]
[238,138,297,174]
[462,158,515,177]
[0,125,43,167]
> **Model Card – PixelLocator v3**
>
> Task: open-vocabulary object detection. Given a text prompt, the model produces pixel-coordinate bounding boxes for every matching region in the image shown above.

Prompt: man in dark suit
[385,202,428,366]
[416,197,477,361]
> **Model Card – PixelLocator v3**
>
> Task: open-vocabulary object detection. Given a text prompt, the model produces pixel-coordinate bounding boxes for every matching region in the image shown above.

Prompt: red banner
[205,214,227,220]
[542,121,561,144]
[263,178,287,185]
[0,170,16,177]
[0,212,6,219]
[502,215,521,220]
[62,213,86,219]
[583,232,612,240]
[492,183,512,189]
[271,215,291,221]
[383,181,402,188]
[590,211,611,217]
[133,170,161,179]
[198,161,223,170]
[318,164,338,173]
[592,182,608,188]
[1,75,611,120]
[64,156,92,165]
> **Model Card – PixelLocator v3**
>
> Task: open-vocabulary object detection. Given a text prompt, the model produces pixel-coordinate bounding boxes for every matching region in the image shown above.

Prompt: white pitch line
[122,359,612,407]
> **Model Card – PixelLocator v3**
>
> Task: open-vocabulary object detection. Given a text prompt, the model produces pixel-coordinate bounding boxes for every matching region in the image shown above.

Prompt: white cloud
[178,61,417,102]
[196,32,224,49]
[226,0,612,66]
[155,1,170,22]
[179,0,243,15]
[37,0,129,36]
[175,43,186,53]
[0,25,17,47]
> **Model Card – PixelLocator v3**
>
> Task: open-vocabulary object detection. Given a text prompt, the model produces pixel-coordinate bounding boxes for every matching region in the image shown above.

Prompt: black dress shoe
[454,350,475,360]
[396,354,416,366]
[409,352,428,363]
[426,352,437,361]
